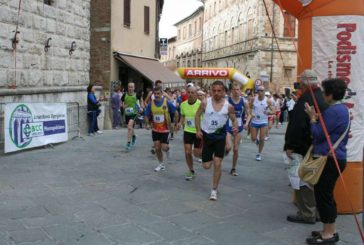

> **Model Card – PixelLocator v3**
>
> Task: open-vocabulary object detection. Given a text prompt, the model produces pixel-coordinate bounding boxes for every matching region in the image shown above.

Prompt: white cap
[299,69,318,84]
[186,82,194,88]
[265,91,271,96]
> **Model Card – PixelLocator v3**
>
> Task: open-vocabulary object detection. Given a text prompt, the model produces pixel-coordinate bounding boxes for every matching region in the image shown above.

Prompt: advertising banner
[312,15,364,161]
[4,103,68,153]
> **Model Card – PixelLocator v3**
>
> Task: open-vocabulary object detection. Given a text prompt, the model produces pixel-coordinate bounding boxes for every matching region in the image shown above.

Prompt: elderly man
[284,70,328,224]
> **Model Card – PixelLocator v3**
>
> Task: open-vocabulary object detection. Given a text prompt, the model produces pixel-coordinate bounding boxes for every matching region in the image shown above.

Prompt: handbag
[298,114,350,186]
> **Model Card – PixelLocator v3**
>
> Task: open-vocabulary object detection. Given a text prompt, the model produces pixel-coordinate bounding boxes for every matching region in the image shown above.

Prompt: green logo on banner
[9,104,33,148]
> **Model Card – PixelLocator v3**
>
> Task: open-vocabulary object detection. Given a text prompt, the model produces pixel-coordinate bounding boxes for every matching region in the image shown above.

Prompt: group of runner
[120,80,276,201]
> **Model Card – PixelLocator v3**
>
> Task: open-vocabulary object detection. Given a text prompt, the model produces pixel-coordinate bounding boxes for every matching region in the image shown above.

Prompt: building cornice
[174,6,204,26]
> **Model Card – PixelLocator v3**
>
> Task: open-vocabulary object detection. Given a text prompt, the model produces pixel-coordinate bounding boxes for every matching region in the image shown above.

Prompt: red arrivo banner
[183,68,230,78]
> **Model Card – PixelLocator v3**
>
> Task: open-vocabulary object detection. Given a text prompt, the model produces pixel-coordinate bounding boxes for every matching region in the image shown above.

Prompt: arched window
[231,27,235,44]
[247,8,254,39]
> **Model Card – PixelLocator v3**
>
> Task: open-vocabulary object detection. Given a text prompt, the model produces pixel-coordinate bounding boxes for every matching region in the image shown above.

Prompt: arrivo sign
[184,69,229,78]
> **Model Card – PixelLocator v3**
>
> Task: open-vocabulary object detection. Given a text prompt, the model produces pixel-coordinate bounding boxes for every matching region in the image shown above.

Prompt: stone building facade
[174,6,204,70]
[0,0,91,104]
[202,0,298,90]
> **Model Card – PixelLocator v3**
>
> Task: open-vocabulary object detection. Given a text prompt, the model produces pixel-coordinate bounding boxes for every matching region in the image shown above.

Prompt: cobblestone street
[0,127,362,244]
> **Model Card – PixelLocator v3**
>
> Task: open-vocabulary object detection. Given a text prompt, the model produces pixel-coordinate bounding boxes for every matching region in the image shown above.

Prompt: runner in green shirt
[177,85,202,180]
[121,82,142,151]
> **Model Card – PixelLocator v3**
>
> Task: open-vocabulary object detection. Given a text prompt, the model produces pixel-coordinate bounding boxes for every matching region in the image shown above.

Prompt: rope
[261,0,293,87]
[267,0,364,242]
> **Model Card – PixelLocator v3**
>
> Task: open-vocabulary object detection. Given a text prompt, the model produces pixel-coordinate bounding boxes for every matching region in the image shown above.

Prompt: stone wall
[0,0,91,132]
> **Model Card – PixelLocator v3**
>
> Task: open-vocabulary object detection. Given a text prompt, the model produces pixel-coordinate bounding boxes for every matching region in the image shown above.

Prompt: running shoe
[96,130,103,134]
[125,143,131,151]
[256,154,262,161]
[131,135,137,146]
[264,136,269,141]
[230,169,238,176]
[197,158,202,163]
[209,190,217,201]
[88,133,94,136]
[154,163,165,172]
[255,139,260,145]
[151,148,155,154]
[185,170,195,180]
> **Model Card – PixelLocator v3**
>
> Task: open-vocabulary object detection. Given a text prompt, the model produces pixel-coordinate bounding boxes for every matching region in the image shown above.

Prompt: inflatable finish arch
[176,68,254,91]
[273,0,364,213]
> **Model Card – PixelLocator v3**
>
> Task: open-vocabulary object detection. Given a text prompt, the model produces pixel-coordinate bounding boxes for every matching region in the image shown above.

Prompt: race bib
[125,107,134,114]
[186,117,195,128]
[229,118,242,127]
[153,114,165,123]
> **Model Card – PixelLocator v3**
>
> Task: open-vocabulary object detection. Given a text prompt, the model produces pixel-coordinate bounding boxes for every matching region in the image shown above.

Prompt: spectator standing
[111,86,122,129]
[87,84,103,136]
[285,70,328,224]
[304,78,350,244]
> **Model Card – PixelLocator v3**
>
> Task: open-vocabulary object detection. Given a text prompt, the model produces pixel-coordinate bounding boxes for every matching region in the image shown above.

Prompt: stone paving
[0,126,362,245]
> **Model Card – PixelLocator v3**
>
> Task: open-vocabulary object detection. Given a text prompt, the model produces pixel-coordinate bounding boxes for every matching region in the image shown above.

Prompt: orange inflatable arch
[273,0,364,214]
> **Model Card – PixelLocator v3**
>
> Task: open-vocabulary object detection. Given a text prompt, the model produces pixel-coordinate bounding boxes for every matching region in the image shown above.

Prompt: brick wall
[90,0,111,88]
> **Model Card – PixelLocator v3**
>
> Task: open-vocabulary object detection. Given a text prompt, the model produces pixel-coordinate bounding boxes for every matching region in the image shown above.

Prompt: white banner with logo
[4,103,68,153]
[312,15,364,162]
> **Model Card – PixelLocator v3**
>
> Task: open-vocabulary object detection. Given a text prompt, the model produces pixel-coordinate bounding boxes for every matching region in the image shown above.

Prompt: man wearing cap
[284,69,328,224]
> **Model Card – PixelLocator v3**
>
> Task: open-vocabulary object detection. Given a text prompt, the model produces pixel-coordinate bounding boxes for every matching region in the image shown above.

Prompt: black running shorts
[201,132,226,162]
[152,131,169,144]
[183,131,202,148]
[125,115,137,125]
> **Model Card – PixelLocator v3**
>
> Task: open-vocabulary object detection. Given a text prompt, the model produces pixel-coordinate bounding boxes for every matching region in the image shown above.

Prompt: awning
[114,52,185,87]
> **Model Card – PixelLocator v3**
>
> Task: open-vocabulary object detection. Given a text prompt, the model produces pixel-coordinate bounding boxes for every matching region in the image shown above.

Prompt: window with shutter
[144,6,150,34]
[124,0,131,27]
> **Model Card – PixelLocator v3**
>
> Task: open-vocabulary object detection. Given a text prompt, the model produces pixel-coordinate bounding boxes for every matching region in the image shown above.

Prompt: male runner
[145,86,177,172]
[225,83,251,176]
[195,80,238,201]
[144,80,172,155]
[121,82,142,150]
[178,85,202,180]
[250,86,275,161]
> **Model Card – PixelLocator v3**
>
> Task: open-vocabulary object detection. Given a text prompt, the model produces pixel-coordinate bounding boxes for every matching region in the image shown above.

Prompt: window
[224,30,228,46]
[194,21,197,35]
[124,0,131,27]
[231,27,235,44]
[44,0,53,5]
[283,12,296,37]
[284,67,293,77]
[248,19,253,39]
[178,30,181,40]
[189,24,192,38]
[144,6,150,34]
